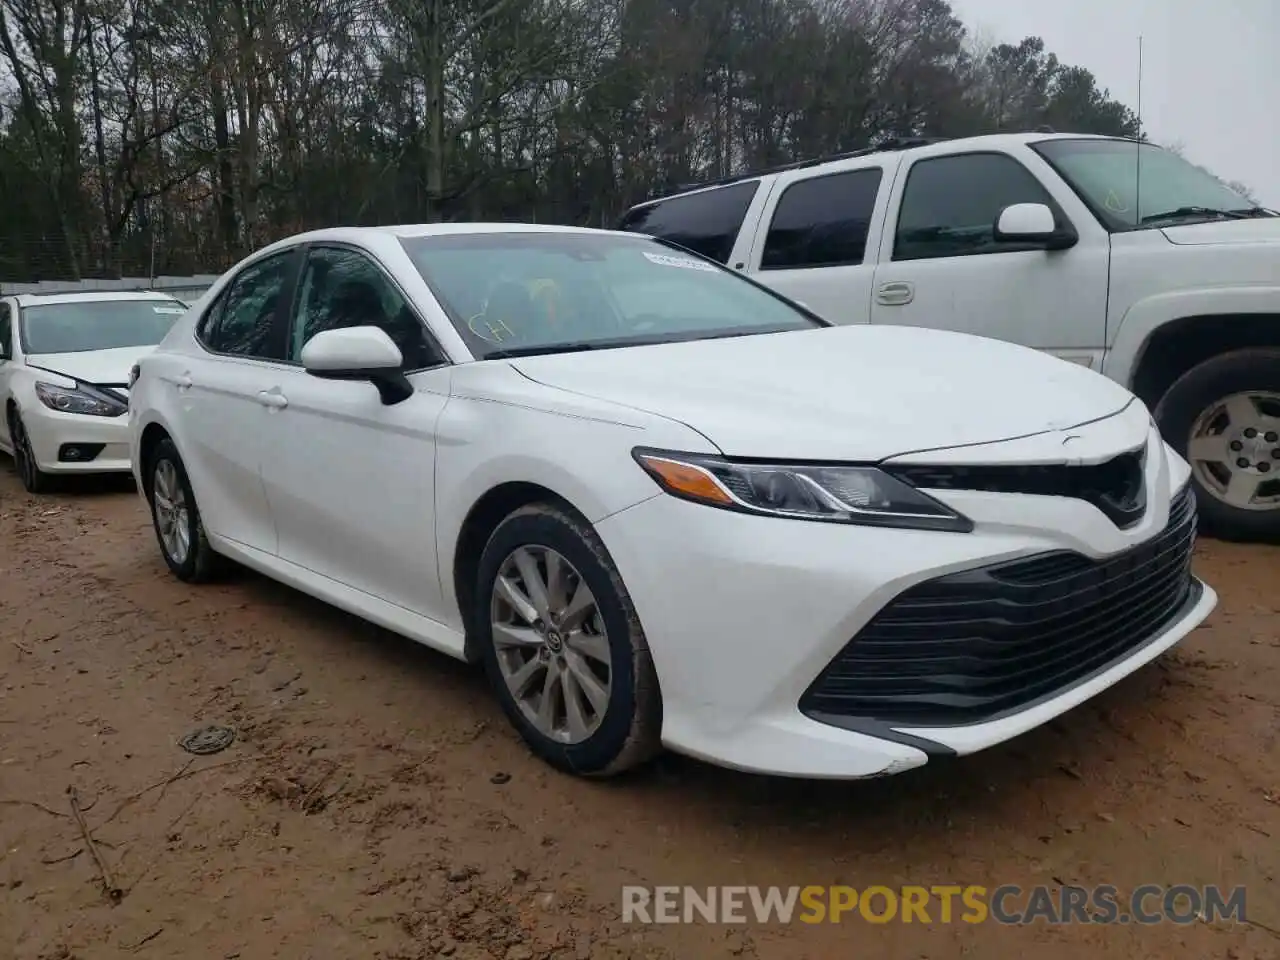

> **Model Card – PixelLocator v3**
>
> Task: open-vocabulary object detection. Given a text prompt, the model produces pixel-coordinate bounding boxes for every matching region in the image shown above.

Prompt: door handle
[876,281,915,306]
[256,390,288,410]
[174,372,193,390]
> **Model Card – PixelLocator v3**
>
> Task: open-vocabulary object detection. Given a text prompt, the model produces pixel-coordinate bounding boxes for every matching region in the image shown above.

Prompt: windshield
[1032,138,1265,230]
[20,299,186,354]
[399,232,822,359]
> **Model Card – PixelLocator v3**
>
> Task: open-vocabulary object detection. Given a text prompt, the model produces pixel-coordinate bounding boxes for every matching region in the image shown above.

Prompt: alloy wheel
[489,545,613,744]
[1186,390,1280,511]
[153,458,192,564]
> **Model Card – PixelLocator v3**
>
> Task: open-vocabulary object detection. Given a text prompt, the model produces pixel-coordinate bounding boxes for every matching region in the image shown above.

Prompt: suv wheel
[1154,347,1280,542]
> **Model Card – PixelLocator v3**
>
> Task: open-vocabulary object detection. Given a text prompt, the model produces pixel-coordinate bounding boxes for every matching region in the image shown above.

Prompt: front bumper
[595,467,1216,779]
[20,402,132,474]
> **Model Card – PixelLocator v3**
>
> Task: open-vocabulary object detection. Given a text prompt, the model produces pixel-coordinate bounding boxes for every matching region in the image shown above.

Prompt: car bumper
[595,467,1216,780]
[21,403,132,474]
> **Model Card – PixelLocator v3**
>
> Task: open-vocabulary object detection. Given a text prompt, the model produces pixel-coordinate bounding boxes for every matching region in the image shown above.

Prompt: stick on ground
[67,785,123,903]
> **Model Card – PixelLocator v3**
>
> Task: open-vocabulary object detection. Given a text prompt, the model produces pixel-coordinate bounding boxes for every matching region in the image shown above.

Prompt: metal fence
[0,275,222,302]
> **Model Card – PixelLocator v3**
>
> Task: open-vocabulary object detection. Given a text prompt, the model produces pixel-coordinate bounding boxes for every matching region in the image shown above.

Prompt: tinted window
[762,168,883,270]
[617,180,759,264]
[894,153,1057,261]
[19,299,186,354]
[200,252,293,358]
[400,232,821,360]
[290,247,439,371]
[0,304,11,359]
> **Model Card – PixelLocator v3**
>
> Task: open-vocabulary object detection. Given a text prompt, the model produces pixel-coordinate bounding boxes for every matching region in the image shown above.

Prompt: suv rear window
[617,180,759,264]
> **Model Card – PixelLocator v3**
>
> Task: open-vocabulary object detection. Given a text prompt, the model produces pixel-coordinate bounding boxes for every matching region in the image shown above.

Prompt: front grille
[801,485,1197,728]
[888,444,1148,529]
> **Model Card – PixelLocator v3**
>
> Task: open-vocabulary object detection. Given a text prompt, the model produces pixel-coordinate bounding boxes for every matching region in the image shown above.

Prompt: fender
[1104,285,1280,387]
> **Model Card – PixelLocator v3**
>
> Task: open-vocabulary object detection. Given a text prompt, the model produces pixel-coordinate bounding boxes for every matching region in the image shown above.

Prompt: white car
[0,291,189,492]
[127,224,1217,779]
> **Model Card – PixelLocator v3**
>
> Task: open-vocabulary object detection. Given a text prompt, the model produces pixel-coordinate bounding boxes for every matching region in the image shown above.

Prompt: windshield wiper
[484,341,602,359]
[1139,206,1254,224]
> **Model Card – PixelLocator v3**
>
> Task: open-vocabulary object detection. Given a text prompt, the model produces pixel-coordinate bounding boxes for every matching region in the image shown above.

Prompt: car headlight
[632,448,973,532]
[34,381,127,418]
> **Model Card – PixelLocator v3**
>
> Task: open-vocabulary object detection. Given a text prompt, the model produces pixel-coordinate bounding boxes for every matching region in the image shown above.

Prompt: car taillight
[128,363,140,388]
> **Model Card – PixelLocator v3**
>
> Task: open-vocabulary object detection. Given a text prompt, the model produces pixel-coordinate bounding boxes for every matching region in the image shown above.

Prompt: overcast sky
[951,0,1279,207]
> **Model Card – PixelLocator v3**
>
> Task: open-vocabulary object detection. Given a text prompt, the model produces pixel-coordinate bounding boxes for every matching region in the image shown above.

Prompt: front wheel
[475,503,662,777]
[8,411,52,493]
[1154,348,1280,542]
[145,437,226,581]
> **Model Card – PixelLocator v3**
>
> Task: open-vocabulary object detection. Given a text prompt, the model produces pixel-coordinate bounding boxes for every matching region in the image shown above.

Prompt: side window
[617,180,759,264]
[761,168,883,270]
[199,252,293,358]
[290,247,439,371]
[894,153,1059,262]
[0,304,11,359]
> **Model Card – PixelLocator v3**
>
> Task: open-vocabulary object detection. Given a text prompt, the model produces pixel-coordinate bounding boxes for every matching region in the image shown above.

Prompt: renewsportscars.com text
[621,884,1248,925]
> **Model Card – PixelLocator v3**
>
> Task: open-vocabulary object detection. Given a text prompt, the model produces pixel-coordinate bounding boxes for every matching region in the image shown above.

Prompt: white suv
[619,133,1280,542]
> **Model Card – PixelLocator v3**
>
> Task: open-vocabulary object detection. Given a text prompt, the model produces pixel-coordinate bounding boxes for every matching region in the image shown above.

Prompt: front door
[257,244,452,618]
[869,149,1110,368]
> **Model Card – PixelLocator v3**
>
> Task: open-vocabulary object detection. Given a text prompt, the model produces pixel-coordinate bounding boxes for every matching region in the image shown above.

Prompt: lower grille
[801,485,1198,728]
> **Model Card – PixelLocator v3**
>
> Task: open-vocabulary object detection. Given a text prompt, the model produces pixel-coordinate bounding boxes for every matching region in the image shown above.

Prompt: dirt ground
[1,465,1277,960]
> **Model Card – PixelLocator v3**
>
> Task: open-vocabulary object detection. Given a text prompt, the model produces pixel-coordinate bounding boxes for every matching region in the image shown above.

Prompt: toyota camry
[127,224,1216,779]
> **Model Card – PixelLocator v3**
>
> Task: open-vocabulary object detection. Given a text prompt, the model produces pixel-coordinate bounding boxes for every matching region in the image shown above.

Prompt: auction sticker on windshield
[643,251,718,272]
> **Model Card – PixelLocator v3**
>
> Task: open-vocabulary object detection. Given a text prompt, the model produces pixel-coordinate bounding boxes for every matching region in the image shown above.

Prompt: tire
[1154,347,1280,543]
[7,410,52,494]
[474,503,662,777]
[144,437,226,582]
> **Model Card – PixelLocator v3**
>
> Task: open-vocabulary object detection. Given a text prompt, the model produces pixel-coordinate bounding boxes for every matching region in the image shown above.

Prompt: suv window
[200,251,294,358]
[617,180,759,264]
[289,246,440,371]
[0,304,11,359]
[894,153,1058,262]
[762,168,883,270]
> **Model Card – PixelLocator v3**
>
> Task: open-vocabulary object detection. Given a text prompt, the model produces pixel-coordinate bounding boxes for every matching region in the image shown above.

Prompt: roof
[11,289,187,307]
[246,221,633,262]
[626,132,1136,209]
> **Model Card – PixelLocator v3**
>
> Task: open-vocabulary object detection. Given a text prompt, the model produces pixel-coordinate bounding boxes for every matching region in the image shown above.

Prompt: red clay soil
[1,466,1277,960]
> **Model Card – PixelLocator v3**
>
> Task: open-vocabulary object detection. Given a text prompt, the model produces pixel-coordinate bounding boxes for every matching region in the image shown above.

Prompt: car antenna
[1135,35,1144,225]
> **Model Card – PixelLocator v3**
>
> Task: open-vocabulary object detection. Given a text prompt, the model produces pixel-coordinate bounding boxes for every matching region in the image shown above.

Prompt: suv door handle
[256,390,288,410]
[876,281,915,306]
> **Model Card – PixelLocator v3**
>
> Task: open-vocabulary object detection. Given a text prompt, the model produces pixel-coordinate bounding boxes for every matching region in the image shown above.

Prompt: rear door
[741,158,896,323]
[176,248,301,555]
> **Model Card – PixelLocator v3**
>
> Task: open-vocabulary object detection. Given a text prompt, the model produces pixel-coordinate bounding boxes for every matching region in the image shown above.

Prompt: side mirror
[993,203,1077,250]
[301,326,413,405]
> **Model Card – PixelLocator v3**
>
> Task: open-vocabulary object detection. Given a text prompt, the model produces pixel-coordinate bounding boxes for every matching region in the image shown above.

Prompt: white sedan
[0,291,189,492]
[127,224,1216,779]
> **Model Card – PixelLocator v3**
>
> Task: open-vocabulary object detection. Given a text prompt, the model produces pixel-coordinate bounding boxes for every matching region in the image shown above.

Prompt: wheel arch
[1104,287,1280,408]
[452,480,587,663]
[1130,312,1280,411]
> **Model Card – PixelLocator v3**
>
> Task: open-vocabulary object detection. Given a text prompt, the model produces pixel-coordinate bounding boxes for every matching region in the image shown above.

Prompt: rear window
[617,180,759,264]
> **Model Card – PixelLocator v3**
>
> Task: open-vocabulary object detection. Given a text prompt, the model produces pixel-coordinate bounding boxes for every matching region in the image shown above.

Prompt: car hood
[1162,218,1280,246]
[24,346,154,387]
[509,325,1138,461]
